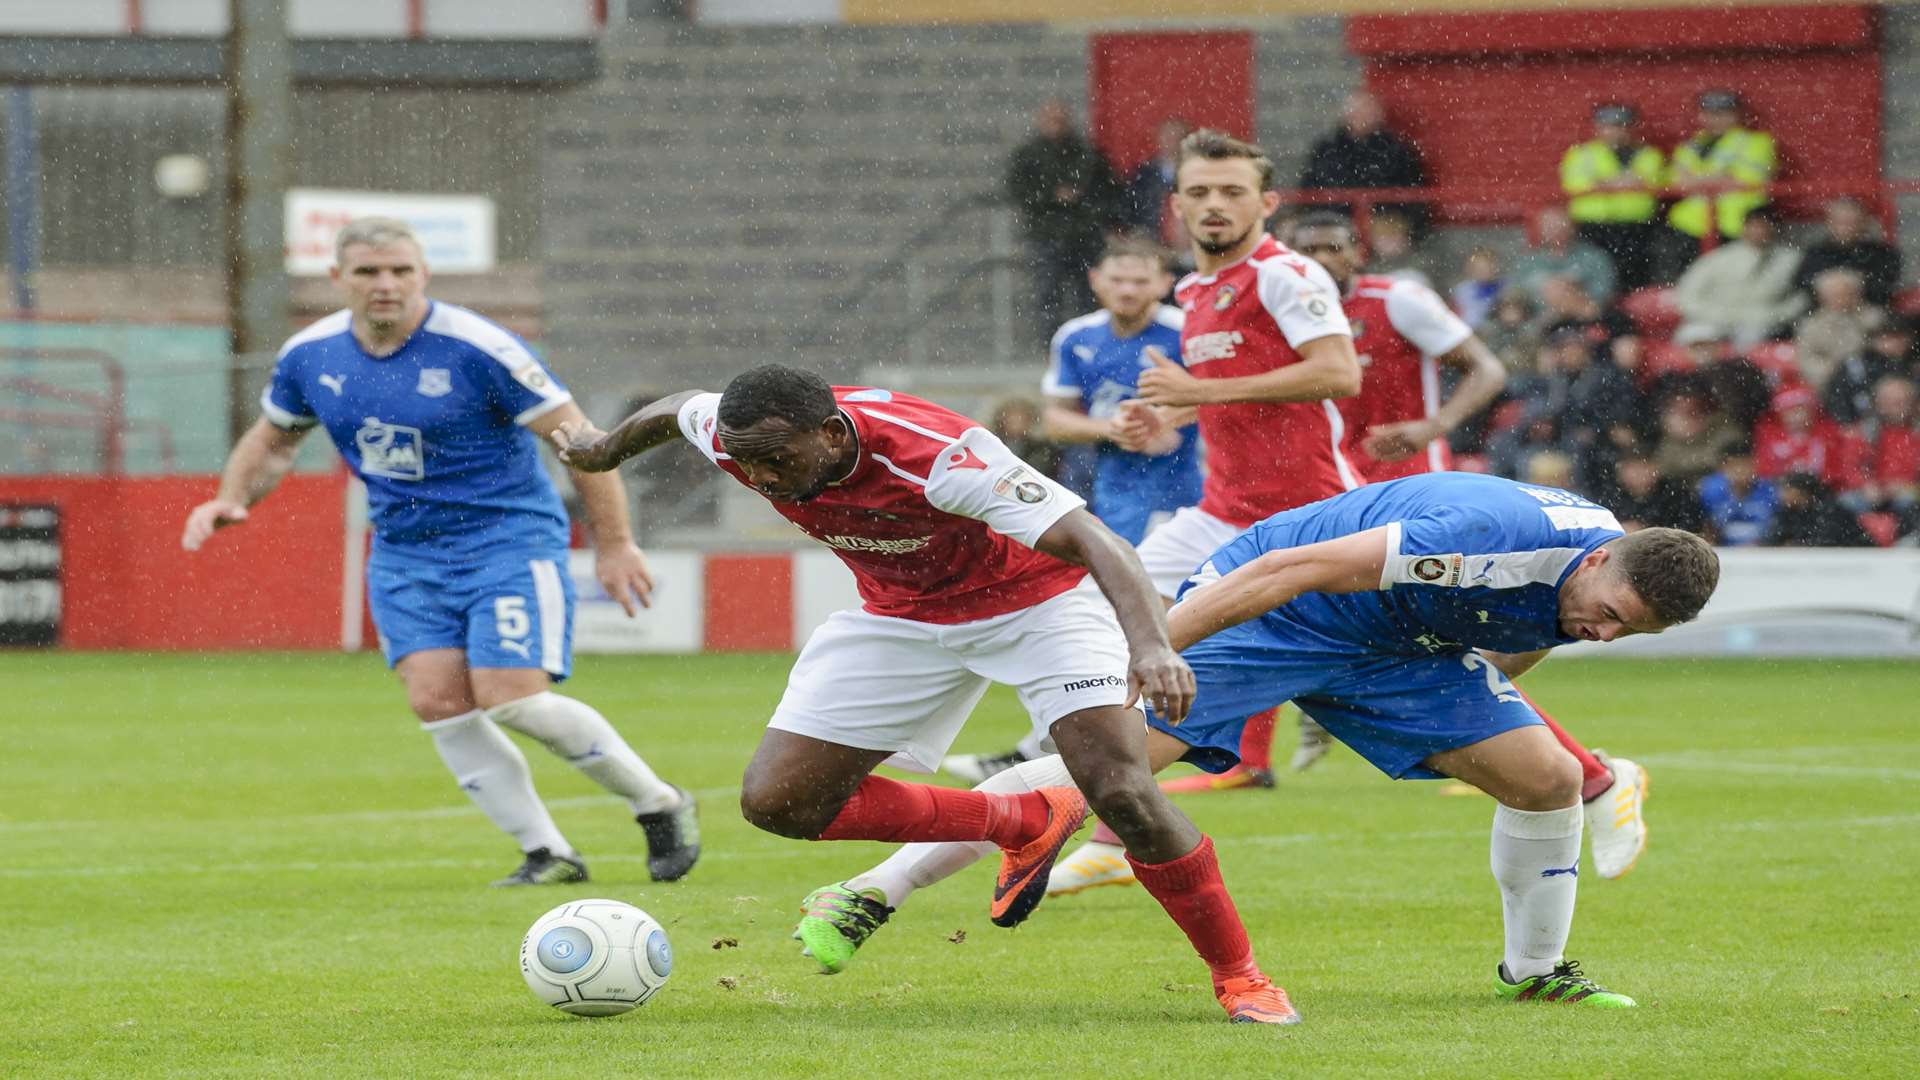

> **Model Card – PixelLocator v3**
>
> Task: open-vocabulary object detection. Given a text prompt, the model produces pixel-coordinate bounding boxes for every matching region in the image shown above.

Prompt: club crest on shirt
[1212,285,1237,311]
[993,465,1050,505]
[416,368,453,398]
[355,416,426,481]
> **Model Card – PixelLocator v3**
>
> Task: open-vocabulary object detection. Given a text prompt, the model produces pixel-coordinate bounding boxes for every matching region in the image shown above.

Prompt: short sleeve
[1378,499,1617,591]
[1254,255,1352,348]
[1041,325,1085,399]
[260,351,317,430]
[921,427,1086,547]
[471,335,572,426]
[675,392,726,465]
[1384,279,1474,357]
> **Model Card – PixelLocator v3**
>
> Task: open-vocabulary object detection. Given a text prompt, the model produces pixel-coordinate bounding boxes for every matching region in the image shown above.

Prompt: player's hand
[181,499,249,552]
[1134,347,1209,408]
[1124,645,1196,726]
[550,418,617,472]
[1109,402,1161,453]
[594,543,655,617]
[1361,419,1444,462]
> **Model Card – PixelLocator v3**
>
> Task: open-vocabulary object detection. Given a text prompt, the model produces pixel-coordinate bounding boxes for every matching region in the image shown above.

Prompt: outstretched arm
[1164,526,1390,651]
[181,418,310,551]
[548,389,705,473]
[1363,335,1507,462]
[527,400,656,616]
[1033,508,1195,724]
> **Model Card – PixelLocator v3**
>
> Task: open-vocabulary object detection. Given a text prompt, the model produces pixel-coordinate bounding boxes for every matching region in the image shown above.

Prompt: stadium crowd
[1000,94,1920,548]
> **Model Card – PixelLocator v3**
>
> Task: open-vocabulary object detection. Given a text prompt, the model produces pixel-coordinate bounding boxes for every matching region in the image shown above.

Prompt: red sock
[1128,835,1260,987]
[1090,819,1123,846]
[1520,690,1612,801]
[1237,708,1278,771]
[815,775,1048,846]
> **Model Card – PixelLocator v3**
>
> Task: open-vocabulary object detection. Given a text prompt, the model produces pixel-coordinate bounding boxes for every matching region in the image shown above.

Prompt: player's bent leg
[1051,729,1191,897]
[479,681,698,882]
[738,730,896,839]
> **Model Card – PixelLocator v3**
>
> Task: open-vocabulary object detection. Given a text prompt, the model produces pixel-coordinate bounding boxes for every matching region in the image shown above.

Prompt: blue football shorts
[366,547,576,679]
[1145,617,1543,781]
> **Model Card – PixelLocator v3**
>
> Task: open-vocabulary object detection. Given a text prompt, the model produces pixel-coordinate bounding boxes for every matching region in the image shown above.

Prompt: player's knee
[407,690,474,723]
[1078,773,1163,840]
[1506,749,1582,811]
[737,777,829,840]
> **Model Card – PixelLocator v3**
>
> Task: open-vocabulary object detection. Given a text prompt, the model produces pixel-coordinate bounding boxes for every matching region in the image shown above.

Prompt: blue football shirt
[1183,472,1626,656]
[1042,306,1202,529]
[261,302,573,559]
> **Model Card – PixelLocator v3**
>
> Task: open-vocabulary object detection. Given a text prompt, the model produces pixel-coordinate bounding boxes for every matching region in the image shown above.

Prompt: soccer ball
[519,899,672,1016]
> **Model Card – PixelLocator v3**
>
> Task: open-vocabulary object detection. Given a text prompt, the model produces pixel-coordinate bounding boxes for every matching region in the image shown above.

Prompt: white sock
[487,692,680,816]
[1490,801,1584,980]
[849,753,1078,906]
[424,709,571,856]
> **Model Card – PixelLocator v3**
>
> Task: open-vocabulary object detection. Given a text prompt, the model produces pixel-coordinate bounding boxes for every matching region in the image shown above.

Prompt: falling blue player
[800,471,1720,1012]
[182,217,698,887]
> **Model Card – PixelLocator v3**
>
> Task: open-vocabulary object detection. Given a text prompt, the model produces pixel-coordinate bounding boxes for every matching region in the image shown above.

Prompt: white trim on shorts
[529,558,567,675]
[1133,504,1244,599]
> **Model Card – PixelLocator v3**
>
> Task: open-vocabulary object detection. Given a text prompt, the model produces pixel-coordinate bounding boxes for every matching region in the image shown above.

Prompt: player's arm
[526,401,655,615]
[1033,509,1195,723]
[1480,647,1552,680]
[181,418,310,551]
[1136,333,1362,407]
[549,389,705,473]
[1165,526,1390,651]
[1040,397,1113,445]
[1363,335,1507,461]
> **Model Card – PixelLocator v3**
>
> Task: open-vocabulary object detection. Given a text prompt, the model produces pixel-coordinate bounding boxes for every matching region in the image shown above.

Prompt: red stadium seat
[1860,512,1899,547]
[1894,287,1920,319]
[1485,399,1529,436]
[1620,287,1682,340]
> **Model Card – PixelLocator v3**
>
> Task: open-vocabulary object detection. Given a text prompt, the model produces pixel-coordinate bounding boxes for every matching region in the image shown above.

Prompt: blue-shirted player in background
[1038,237,1200,546]
[183,217,699,887]
[807,472,1719,1011]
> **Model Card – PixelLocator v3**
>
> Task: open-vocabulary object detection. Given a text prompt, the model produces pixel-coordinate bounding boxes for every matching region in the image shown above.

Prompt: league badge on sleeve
[992,466,1050,505]
[416,368,453,398]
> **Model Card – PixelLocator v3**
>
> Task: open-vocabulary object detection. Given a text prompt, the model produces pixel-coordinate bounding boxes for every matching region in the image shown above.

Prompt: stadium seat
[1485,399,1529,437]
[1859,511,1900,547]
[1620,286,1682,339]
[1895,286,1920,319]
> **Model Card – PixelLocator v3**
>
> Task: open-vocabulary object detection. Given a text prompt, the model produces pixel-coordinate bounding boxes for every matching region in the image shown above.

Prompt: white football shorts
[767,579,1136,773]
[1133,504,1244,599]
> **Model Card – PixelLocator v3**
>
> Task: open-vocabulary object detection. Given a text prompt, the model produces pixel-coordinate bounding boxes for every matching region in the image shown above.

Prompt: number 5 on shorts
[495,596,530,640]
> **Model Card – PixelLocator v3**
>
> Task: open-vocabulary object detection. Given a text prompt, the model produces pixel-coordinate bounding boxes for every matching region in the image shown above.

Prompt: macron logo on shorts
[1062,675,1126,694]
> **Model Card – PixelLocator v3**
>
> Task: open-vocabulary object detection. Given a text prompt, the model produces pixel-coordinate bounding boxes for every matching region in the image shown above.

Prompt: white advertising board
[285,189,497,275]
[569,550,704,654]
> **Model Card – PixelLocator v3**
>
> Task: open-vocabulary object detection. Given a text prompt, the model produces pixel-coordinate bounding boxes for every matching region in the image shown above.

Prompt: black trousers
[1575,221,1656,292]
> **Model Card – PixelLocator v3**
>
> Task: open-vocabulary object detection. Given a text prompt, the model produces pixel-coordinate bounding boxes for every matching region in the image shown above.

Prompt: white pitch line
[1637,753,1920,781]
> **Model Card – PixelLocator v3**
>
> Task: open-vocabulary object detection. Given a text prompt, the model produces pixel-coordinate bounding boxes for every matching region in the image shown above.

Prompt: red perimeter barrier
[0,472,348,649]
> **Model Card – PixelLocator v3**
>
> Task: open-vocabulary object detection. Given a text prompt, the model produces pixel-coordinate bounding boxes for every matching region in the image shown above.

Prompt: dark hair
[1291,210,1356,240]
[1743,204,1780,226]
[1177,128,1275,191]
[1608,527,1720,625]
[1098,235,1176,272]
[717,364,836,431]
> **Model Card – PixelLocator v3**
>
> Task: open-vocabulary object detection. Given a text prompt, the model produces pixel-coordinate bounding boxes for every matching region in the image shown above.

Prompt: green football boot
[792,882,892,974]
[1495,961,1637,1008]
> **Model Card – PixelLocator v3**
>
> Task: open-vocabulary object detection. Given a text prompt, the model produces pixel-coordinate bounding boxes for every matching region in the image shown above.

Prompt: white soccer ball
[519,898,672,1016]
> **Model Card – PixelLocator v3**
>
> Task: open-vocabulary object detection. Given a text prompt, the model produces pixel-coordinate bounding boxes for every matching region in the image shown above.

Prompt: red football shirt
[1174,234,1359,526]
[678,387,1088,624]
[1337,274,1474,481]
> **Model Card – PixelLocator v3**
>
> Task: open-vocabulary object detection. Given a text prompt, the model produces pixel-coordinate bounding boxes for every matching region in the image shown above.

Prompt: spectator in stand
[1547,325,1644,492]
[1485,399,1561,482]
[1479,288,1544,382]
[1793,197,1902,309]
[1534,274,1634,351]
[1698,445,1779,546]
[1298,89,1430,235]
[1856,375,1920,535]
[1825,318,1915,425]
[1361,211,1432,286]
[1751,385,1866,505]
[1611,454,1708,533]
[1668,89,1777,244]
[1673,206,1806,348]
[1653,390,1743,488]
[1005,99,1125,340]
[1451,247,1504,329]
[1793,268,1888,394]
[1511,207,1618,307]
[1561,103,1666,291]
[1124,116,1193,259]
[988,396,1064,483]
[1765,472,1874,547]
[1522,449,1578,492]
[1672,325,1773,433]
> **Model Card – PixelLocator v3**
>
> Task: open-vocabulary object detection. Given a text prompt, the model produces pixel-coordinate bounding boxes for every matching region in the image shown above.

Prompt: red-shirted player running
[1282,211,1652,880]
[552,364,1299,1025]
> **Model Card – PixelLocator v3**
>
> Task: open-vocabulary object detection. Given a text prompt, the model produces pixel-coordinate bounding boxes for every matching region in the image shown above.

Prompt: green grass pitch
[2,652,1915,1078]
